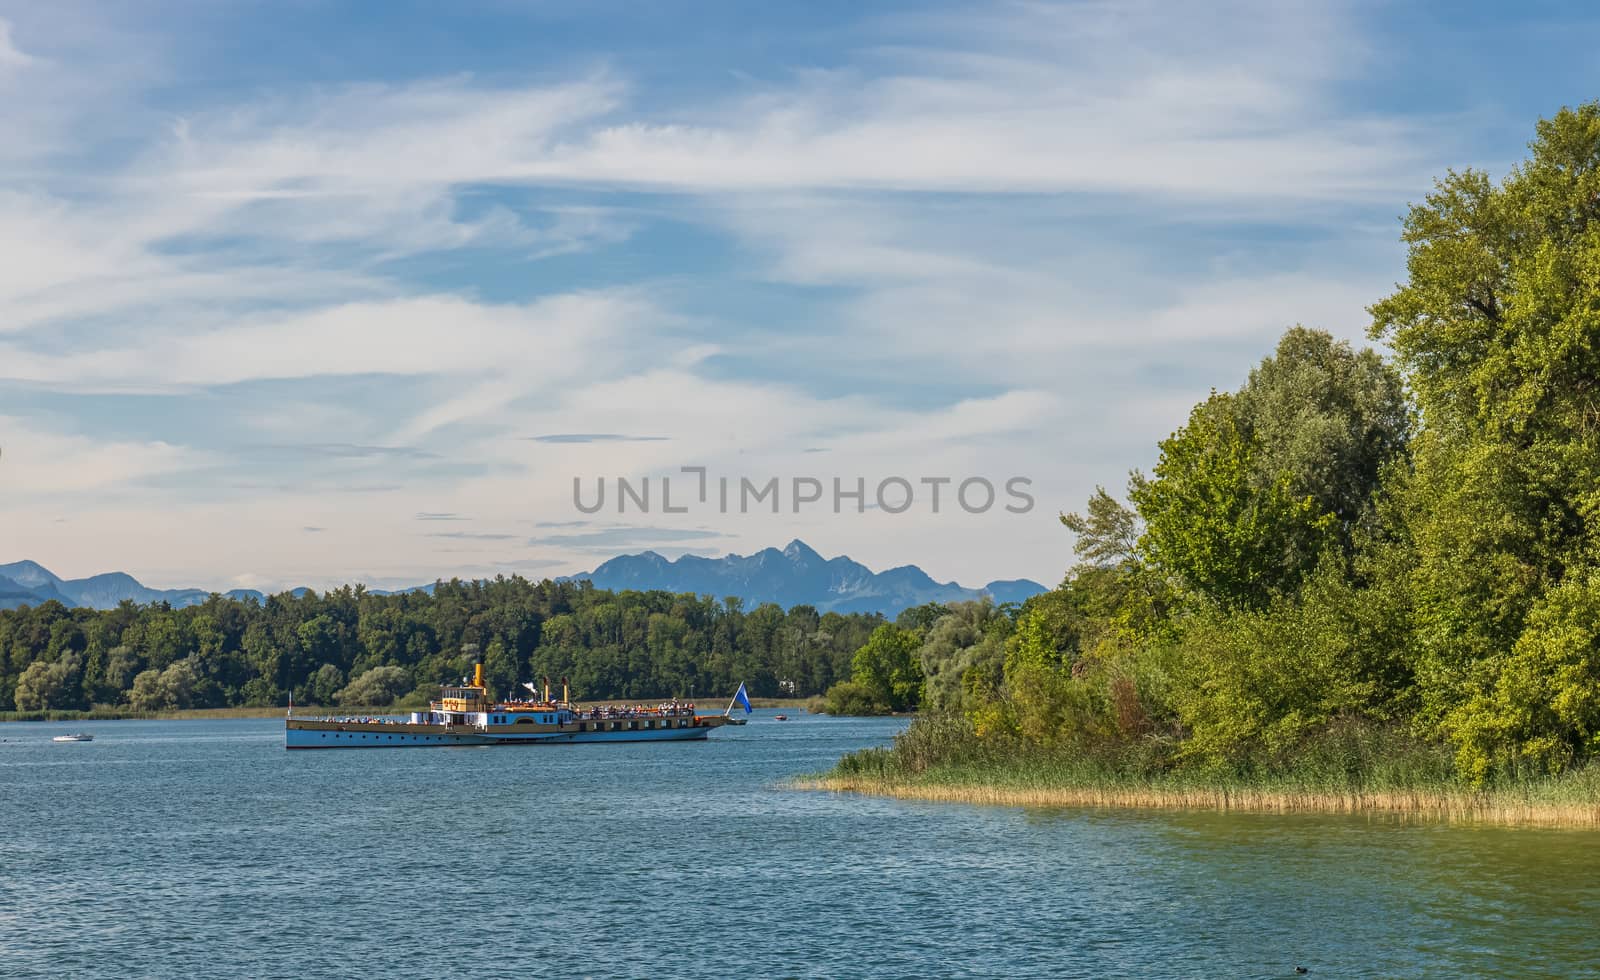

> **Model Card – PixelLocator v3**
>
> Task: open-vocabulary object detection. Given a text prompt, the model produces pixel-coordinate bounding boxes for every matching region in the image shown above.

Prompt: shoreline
[0,696,808,724]
[797,774,1600,829]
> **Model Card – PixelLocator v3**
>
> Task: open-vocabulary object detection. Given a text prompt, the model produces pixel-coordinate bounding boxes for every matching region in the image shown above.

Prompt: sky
[1,0,1597,593]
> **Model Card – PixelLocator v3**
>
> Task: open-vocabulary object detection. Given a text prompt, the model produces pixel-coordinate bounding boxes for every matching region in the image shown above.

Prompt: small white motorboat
[52,733,94,742]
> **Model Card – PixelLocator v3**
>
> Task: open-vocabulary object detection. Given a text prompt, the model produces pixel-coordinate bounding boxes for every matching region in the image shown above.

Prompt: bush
[126,660,199,712]
[821,680,891,716]
[335,666,412,706]
[14,656,81,712]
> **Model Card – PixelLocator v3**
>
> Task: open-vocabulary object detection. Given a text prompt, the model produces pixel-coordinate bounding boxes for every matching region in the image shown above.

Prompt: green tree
[849,624,924,712]
[1233,326,1410,550]
[918,601,1010,713]
[127,660,198,712]
[483,636,517,699]
[306,664,345,705]
[336,666,412,707]
[1444,568,1600,781]
[14,656,79,711]
[1129,328,1408,611]
[1131,392,1333,609]
[1061,487,1140,569]
[1369,102,1600,776]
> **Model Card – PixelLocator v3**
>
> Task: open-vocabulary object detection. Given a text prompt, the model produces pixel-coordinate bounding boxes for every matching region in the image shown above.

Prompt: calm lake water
[3,710,1599,978]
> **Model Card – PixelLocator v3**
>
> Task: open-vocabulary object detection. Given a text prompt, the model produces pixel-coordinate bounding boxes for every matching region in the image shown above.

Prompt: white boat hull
[285,718,724,749]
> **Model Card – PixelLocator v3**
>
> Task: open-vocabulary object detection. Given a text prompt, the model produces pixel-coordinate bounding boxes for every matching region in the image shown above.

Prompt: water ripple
[2,714,1598,978]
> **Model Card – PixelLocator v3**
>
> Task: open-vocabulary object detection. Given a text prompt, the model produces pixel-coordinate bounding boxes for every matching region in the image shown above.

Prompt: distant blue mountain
[0,574,46,609]
[0,561,281,611]
[0,563,66,592]
[0,543,1048,616]
[0,559,437,611]
[564,539,1047,616]
[60,572,210,610]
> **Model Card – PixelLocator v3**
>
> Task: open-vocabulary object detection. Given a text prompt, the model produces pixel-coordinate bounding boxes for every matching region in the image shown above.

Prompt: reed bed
[799,717,1600,828]
[797,772,1600,827]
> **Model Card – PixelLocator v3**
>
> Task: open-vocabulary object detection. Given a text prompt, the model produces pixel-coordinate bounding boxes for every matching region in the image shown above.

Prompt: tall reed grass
[801,715,1600,827]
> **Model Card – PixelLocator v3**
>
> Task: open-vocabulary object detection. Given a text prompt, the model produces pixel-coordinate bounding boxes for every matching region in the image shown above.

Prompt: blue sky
[1,0,1597,591]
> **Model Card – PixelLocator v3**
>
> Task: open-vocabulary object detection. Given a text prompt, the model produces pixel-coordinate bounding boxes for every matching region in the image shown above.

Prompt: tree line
[1,577,884,713]
[825,104,1600,786]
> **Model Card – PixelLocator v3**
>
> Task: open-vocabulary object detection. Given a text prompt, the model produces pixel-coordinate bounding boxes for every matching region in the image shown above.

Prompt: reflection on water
[2,712,1597,978]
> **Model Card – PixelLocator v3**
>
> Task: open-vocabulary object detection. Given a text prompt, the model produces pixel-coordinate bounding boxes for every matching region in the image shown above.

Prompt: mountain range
[0,560,280,611]
[564,539,1047,615]
[0,541,1047,616]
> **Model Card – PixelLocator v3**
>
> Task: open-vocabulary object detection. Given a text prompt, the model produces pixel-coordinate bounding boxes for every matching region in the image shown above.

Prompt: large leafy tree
[1130,391,1333,609]
[1370,102,1600,776]
[850,624,924,712]
[1130,329,1409,610]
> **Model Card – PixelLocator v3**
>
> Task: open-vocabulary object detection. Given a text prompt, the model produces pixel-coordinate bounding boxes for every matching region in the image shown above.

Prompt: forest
[822,104,1600,789]
[0,578,885,714]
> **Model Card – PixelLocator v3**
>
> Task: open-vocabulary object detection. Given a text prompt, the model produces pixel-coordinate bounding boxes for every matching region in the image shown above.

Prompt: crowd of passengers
[578,701,697,720]
[314,701,701,725]
[491,699,699,719]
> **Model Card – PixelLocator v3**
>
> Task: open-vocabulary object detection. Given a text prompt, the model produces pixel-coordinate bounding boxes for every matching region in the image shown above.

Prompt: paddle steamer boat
[285,665,740,749]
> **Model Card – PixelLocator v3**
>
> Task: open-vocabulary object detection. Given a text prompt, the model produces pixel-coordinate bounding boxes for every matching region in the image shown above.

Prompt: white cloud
[0,18,36,72]
[0,291,658,391]
[0,416,196,497]
[0,0,1464,589]
[120,3,1441,205]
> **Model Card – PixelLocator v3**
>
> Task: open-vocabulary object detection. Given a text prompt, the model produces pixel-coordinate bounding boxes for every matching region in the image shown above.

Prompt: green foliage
[1006,590,1081,674]
[1131,392,1336,609]
[1130,328,1408,610]
[1169,561,1396,764]
[823,680,890,716]
[335,666,412,707]
[1234,326,1411,544]
[0,579,887,711]
[127,660,198,712]
[917,600,1010,713]
[890,105,1600,790]
[895,603,949,634]
[1444,568,1600,782]
[1368,102,1600,777]
[1060,487,1140,569]
[849,624,924,712]
[306,664,345,706]
[14,655,82,712]
[482,636,517,699]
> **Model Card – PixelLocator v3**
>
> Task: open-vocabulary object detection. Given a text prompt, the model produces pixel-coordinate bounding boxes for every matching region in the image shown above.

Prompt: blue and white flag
[733,682,753,714]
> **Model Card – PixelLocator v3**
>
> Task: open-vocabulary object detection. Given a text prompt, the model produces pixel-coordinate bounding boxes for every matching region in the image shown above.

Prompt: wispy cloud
[255,443,438,460]
[529,525,727,553]
[0,18,37,71]
[527,433,671,444]
[146,5,1436,203]
[0,0,1511,591]
[427,531,518,541]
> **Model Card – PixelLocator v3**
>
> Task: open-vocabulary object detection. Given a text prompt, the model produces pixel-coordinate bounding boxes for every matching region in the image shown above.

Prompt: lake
[2,710,1598,978]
